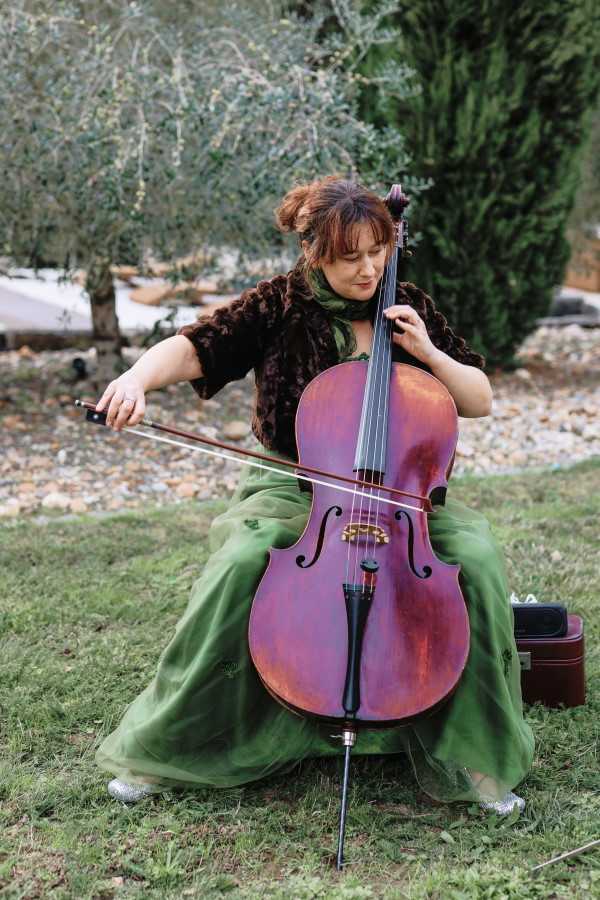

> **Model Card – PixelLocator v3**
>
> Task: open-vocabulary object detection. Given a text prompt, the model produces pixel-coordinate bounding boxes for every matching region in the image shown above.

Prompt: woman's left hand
[384,305,438,365]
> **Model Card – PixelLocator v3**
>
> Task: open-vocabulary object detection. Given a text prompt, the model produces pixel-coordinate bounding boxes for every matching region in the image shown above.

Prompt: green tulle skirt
[96,448,534,803]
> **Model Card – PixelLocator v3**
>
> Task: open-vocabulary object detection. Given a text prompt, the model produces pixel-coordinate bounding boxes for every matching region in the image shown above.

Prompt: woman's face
[318,222,387,301]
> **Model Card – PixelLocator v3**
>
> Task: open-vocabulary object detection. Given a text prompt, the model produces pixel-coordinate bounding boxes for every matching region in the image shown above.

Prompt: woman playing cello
[94,176,534,814]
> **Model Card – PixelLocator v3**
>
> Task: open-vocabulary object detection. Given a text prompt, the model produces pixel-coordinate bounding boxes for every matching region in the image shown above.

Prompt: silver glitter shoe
[107,778,158,803]
[479,790,525,816]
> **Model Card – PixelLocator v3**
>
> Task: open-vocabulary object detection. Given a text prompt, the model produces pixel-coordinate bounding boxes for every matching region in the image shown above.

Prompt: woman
[95,177,534,813]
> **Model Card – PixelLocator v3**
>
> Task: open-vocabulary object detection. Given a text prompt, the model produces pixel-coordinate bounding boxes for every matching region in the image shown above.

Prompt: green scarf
[307,268,372,361]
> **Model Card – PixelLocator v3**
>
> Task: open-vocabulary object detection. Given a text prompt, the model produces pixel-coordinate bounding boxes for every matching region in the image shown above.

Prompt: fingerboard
[352,248,398,474]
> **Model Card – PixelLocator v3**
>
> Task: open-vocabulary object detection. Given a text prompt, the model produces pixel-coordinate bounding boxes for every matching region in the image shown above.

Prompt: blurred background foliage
[1,0,599,372]
[352,0,600,367]
[0,0,425,376]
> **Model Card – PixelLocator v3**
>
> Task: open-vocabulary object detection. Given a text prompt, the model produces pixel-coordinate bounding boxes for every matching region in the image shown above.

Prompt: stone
[583,425,600,441]
[0,499,21,517]
[456,443,474,458]
[129,283,174,306]
[222,420,251,441]
[550,550,563,563]
[176,482,198,498]
[28,455,53,468]
[69,498,88,513]
[514,368,532,381]
[41,492,71,510]
[3,415,25,430]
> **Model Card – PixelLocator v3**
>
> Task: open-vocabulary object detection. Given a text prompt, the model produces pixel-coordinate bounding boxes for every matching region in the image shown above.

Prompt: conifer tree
[359,0,600,366]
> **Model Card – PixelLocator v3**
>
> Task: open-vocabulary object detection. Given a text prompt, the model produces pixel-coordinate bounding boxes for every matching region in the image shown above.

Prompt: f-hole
[296,505,343,568]
[394,510,432,579]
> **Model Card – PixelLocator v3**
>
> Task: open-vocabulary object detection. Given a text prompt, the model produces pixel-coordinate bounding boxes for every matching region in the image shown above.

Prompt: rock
[202,399,221,412]
[508,451,529,466]
[176,482,198,498]
[69,498,88,513]
[129,283,174,306]
[17,345,36,359]
[222,420,251,441]
[18,481,36,493]
[456,443,474,458]
[583,425,600,441]
[0,498,21,517]
[551,550,563,563]
[514,368,532,381]
[28,455,53,469]
[111,265,139,282]
[41,492,71,510]
[57,448,68,465]
[3,415,25,430]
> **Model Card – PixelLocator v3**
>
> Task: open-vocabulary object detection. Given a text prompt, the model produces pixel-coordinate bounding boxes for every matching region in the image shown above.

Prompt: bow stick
[74,399,433,513]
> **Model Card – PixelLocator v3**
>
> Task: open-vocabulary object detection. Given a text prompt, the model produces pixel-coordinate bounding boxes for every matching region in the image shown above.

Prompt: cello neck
[352,184,409,475]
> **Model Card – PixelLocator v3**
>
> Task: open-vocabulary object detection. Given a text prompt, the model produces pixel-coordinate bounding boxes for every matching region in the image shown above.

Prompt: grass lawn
[1,460,599,899]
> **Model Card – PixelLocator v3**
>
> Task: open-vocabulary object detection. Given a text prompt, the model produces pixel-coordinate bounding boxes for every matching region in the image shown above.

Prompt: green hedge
[360,0,600,367]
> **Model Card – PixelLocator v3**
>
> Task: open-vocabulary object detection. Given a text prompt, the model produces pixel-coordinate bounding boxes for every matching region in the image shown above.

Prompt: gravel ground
[1,323,599,520]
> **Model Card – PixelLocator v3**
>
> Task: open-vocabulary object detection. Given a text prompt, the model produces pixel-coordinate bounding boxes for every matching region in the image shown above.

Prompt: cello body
[248,360,469,726]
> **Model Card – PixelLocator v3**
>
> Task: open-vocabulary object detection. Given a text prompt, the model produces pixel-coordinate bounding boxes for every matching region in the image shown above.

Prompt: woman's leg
[96,466,320,790]
[402,497,534,804]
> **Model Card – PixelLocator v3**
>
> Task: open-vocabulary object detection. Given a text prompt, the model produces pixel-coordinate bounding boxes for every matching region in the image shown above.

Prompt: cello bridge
[341,523,389,545]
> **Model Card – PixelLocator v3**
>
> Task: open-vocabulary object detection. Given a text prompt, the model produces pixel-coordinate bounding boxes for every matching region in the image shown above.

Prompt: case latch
[518,651,532,671]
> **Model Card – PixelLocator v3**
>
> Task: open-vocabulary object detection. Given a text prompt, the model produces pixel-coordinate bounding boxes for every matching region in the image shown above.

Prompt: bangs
[321,204,395,263]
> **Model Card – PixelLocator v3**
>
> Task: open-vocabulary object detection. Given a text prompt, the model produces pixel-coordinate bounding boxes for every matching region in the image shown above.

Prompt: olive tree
[0,0,425,382]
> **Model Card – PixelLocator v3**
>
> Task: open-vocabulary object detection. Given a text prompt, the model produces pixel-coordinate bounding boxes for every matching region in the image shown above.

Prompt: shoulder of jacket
[397,281,434,303]
[397,281,438,317]
[236,273,288,305]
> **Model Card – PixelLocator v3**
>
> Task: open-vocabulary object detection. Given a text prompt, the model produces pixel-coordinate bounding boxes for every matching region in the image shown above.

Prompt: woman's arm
[426,348,493,418]
[96,335,202,431]
[384,304,492,418]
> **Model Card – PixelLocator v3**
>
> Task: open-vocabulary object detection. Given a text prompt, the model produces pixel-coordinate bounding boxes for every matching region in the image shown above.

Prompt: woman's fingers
[113,395,137,431]
[129,396,146,426]
[384,305,422,325]
[95,376,146,431]
[106,391,128,429]
[95,381,118,413]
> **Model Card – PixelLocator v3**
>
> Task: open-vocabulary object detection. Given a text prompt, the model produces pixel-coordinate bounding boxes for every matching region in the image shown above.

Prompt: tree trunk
[86,258,123,386]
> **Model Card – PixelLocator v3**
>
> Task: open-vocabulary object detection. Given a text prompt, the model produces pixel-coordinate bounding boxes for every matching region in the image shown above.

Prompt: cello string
[362,239,395,586]
[344,244,390,585]
[364,219,403,588]
[359,241,394,586]
[369,233,398,576]
[347,258,385,585]
[350,241,392,587]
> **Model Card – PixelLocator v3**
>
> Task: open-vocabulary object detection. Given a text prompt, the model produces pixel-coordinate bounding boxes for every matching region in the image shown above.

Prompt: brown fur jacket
[177,265,485,460]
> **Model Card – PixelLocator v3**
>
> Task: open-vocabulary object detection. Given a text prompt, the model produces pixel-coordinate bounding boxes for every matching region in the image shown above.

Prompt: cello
[248,185,470,868]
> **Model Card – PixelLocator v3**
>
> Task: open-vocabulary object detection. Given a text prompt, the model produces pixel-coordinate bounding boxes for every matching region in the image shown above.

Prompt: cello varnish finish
[248,362,469,725]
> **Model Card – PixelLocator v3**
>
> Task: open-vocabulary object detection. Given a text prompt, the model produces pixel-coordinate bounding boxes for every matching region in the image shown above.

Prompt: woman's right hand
[95,371,147,431]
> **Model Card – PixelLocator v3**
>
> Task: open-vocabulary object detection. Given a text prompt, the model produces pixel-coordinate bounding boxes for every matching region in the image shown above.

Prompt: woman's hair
[275,176,395,272]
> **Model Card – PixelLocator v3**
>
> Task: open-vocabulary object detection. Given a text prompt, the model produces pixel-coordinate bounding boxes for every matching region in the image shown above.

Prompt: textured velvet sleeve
[177,277,285,399]
[397,282,486,370]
